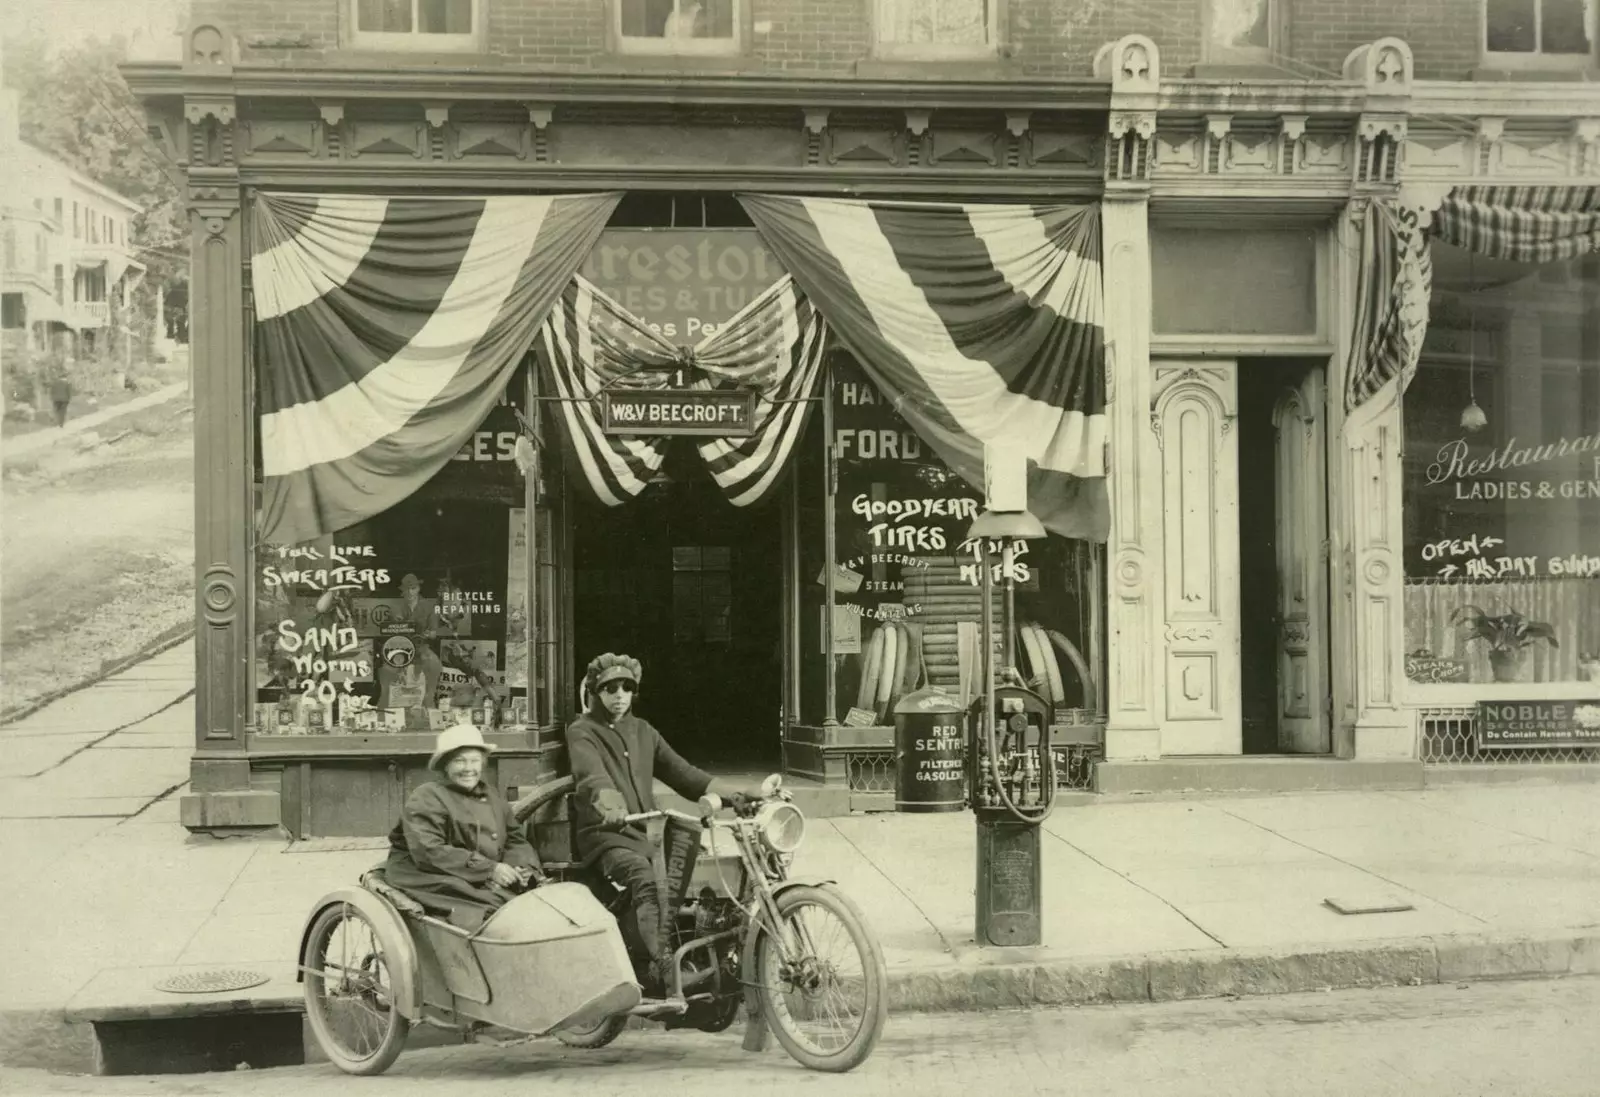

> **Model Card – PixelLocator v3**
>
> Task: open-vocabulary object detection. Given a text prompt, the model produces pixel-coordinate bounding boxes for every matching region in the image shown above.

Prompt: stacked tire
[901,556,1002,695]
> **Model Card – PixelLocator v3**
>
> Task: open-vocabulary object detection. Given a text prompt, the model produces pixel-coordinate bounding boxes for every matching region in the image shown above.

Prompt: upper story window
[349,0,483,52]
[614,0,741,55]
[1204,0,1283,64]
[873,0,997,60]
[1484,0,1595,64]
[52,198,62,226]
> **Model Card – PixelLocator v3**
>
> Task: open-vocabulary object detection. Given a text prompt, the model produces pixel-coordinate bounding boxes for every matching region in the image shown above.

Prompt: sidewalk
[1,381,188,462]
[1,649,1597,1073]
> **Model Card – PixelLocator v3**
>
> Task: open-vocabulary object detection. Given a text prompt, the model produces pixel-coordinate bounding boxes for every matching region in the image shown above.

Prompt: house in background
[0,75,145,392]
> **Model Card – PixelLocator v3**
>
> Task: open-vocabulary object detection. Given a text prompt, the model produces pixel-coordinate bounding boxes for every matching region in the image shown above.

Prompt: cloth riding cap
[585,652,642,690]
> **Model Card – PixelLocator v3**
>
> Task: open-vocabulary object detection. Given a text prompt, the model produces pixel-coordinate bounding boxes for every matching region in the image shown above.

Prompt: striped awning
[738,195,1109,542]
[252,191,619,546]
[537,273,825,509]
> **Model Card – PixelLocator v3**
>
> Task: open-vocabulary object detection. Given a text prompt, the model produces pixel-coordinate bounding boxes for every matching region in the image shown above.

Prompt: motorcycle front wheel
[755,884,888,1073]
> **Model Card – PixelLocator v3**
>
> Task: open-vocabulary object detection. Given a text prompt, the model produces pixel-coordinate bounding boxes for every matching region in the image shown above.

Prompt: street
[2,979,1596,1096]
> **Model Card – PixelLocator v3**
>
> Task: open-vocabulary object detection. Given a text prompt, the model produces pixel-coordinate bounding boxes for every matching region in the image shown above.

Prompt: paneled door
[1273,368,1331,753]
[1153,362,1241,755]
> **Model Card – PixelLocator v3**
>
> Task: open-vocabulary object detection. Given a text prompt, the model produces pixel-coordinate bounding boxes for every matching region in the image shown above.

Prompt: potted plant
[1450,605,1559,683]
[1579,652,1600,684]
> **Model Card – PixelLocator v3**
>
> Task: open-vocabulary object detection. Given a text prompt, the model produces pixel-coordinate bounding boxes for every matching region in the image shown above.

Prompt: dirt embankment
[1,402,196,713]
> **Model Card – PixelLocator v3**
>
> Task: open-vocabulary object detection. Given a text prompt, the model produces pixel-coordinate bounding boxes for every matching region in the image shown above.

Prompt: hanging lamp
[1460,251,1488,433]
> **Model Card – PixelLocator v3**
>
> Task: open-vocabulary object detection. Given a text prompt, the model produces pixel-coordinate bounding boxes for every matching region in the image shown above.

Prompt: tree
[2,31,187,376]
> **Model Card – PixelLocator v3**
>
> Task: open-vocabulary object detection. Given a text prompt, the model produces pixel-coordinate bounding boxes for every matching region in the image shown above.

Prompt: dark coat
[568,711,713,861]
[384,779,539,928]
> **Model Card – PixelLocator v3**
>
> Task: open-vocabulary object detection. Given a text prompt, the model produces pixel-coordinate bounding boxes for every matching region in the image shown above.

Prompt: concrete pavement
[0,644,1597,1074]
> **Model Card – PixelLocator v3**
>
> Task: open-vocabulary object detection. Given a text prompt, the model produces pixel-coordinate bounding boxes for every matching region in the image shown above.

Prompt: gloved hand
[594,788,629,829]
[728,788,767,815]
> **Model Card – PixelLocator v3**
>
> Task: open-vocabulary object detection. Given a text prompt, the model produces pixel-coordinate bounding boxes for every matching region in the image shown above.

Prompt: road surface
[2,978,1596,1096]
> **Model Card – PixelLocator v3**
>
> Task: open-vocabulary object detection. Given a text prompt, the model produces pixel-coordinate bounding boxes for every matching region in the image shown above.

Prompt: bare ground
[0,401,195,712]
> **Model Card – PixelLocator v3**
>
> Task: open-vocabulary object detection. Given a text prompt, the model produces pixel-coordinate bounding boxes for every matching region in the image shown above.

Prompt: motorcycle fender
[298,887,422,1021]
[737,878,838,1054]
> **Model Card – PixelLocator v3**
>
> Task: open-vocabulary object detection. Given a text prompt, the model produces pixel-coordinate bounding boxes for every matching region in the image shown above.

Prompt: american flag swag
[1344,200,1433,414]
[739,195,1109,541]
[253,191,619,546]
[1431,185,1600,263]
[536,274,825,509]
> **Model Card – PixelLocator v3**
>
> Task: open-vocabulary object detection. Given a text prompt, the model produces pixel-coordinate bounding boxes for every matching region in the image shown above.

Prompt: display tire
[554,1014,629,1049]
[1031,625,1066,706]
[302,902,411,1076]
[756,884,889,1074]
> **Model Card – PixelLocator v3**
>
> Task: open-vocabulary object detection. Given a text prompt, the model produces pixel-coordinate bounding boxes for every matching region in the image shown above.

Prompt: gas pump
[965,453,1055,947]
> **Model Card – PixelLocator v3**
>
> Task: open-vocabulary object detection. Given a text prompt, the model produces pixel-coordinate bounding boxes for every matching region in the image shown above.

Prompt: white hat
[428,724,494,772]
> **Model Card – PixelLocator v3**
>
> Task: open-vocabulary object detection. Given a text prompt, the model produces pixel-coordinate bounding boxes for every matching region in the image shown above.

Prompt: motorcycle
[296,774,889,1075]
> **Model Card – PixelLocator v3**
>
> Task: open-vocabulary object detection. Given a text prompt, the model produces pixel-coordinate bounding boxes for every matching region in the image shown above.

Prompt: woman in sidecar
[381,721,541,929]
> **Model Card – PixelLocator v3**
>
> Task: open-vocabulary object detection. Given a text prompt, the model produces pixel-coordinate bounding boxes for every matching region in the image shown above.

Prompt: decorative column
[173,23,280,830]
[1095,35,1163,760]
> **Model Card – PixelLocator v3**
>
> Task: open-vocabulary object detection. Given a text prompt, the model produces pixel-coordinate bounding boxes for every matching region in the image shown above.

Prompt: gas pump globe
[965,449,1056,947]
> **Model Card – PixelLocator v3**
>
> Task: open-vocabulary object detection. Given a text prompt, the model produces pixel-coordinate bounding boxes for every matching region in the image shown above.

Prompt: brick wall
[185,0,1490,82]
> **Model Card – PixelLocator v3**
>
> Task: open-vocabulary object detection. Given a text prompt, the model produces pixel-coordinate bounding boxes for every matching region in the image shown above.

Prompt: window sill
[1471,63,1599,82]
[1188,63,1292,81]
[591,52,756,75]
[853,58,1016,82]
[321,48,500,68]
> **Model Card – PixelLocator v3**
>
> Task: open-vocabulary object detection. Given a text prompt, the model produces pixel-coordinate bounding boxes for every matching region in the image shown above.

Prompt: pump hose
[984,703,1056,825]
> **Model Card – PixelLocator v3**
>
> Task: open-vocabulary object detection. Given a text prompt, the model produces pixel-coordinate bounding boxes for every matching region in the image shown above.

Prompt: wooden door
[1273,368,1332,753]
[1153,363,1241,755]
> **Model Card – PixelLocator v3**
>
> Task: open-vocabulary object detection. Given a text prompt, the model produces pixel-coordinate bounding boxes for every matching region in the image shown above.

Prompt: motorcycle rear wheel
[554,1015,628,1049]
[755,884,888,1073]
[302,903,411,1075]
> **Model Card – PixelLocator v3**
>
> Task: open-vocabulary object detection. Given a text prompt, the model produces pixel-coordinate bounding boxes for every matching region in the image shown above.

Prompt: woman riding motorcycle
[567,653,762,994]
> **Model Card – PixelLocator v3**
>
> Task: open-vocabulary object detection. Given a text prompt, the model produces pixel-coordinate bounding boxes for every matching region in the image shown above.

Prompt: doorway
[1238,360,1332,755]
[570,446,784,770]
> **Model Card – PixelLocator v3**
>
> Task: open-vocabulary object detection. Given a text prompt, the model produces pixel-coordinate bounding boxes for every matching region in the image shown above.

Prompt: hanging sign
[602,388,756,437]
[1477,700,1600,750]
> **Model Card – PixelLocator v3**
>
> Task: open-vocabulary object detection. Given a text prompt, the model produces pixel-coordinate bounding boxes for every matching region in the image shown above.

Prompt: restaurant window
[348,0,483,51]
[613,0,742,55]
[252,371,536,735]
[1402,241,1600,688]
[1485,0,1594,62]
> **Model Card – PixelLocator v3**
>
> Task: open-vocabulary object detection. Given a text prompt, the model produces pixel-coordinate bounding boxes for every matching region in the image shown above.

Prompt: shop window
[1402,242,1600,688]
[613,0,742,55]
[672,546,733,645]
[873,0,998,60]
[348,0,483,51]
[1485,0,1594,63]
[252,374,535,735]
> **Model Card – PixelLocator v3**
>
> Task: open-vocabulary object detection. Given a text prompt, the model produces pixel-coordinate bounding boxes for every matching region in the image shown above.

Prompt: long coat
[567,712,713,862]
[384,779,540,929]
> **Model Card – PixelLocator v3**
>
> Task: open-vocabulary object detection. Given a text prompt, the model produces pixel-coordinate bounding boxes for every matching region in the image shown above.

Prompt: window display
[1402,242,1600,686]
[252,379,535,735]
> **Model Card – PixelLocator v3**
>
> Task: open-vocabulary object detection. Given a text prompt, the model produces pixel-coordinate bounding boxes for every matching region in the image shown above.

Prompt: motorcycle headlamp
[755,801,807,855]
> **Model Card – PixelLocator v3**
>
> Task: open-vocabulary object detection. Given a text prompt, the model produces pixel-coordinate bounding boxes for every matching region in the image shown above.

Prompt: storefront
[127,28,1600,836]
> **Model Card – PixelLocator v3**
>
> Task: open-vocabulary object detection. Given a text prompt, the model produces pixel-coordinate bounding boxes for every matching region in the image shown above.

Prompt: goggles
[599,680,637,696]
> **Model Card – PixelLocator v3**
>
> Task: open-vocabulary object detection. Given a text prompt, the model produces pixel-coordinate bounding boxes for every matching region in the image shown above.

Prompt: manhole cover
[154,969,270,994]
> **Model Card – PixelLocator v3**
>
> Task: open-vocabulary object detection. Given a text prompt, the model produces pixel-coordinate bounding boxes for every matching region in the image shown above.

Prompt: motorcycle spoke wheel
[303,903,410,1075]
[756,885,888,1073]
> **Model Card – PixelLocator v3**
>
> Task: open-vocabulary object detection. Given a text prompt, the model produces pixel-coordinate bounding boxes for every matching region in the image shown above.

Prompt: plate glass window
[874,0,996,59]
[1485,0,1594,59]
[351,0,480,50]
[616,0,740,54]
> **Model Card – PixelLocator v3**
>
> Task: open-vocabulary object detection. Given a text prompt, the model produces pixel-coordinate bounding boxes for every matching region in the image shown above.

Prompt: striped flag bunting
[738,195,1109,541]
[535,273,825,509]
[1345,186,1600,414]
[253,191,619,546]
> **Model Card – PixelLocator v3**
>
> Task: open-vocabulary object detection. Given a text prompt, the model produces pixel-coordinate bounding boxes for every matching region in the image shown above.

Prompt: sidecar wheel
[755,884,888,1073]
[554,1014,628,1049]
[303,902,411,1075]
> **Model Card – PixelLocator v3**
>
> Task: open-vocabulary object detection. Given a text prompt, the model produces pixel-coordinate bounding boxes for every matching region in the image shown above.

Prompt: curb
[6,930,1596,1076]
[0,623,195,728]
